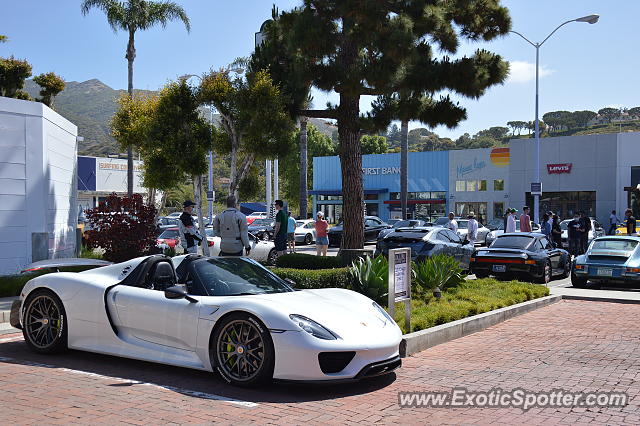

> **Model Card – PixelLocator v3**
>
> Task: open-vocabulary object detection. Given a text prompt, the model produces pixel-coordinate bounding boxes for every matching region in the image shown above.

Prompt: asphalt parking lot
[1,299,638,424]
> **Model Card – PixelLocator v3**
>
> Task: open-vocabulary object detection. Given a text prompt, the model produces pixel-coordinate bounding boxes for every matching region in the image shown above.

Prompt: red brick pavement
[0,300,639,424]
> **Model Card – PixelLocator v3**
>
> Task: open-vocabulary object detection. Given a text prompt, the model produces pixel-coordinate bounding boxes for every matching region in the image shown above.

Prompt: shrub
[412,254,465,296]
[0,265,104,298]
[271,267,352,290]
[85,193,158,263]
[349,255,389,306]
[275,253,347,269]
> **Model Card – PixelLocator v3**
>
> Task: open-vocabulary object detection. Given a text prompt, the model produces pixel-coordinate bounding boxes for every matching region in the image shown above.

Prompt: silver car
[485,220,541,246]
[294,219,316,244]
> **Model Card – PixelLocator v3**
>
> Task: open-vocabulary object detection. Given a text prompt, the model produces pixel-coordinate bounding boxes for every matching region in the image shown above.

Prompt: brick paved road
[1,300,638,425]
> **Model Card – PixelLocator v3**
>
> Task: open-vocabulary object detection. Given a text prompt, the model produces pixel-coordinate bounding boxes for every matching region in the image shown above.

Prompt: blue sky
[1,1,637,139]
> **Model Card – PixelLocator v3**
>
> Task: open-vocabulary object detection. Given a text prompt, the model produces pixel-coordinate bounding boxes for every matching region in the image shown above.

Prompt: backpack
[217,209,243,241]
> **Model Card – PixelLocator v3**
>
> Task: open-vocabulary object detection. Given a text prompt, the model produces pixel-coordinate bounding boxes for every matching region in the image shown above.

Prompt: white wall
[0,96,77,274]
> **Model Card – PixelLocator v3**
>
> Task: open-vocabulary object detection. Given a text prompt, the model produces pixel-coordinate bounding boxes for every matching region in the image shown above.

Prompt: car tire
[22,289,68,354]
[537,260,552,284]
[304,234,313,245]
[267,249,277,266]
[561,257,571,279]
[571,271,587,288]
[211,312,275,387]
[474,271,490,279]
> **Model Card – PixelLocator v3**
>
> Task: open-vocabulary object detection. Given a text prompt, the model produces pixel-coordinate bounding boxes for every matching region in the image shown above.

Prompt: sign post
[531,182,542,196]
[388,248,411,333]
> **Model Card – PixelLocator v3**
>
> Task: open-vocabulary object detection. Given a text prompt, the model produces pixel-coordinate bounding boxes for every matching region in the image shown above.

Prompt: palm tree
[81,0,190,196]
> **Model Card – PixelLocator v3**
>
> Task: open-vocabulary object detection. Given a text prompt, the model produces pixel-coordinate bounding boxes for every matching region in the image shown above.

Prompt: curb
[559,294,640,304]
[400,295,562,357]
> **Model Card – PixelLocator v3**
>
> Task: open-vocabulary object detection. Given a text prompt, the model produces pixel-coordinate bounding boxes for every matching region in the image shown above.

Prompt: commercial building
[0,97,78,274]
[311,132,640,225]
[77,155,145,211]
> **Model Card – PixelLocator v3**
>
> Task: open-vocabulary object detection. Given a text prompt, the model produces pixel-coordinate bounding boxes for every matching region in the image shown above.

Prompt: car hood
[245,288,398,342]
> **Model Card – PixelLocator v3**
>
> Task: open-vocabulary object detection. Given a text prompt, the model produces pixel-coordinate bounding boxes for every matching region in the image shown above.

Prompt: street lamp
[180,68,244,224]
[510,14,599,225]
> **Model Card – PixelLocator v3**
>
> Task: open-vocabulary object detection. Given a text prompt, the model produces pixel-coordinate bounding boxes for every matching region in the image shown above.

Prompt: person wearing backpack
[213,195,251,257]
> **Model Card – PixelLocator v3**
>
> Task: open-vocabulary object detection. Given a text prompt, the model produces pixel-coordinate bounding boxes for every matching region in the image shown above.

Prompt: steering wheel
[213,280,231,296]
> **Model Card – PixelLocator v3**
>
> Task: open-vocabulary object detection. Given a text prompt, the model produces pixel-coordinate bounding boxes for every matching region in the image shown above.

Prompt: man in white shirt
[447,212,458,233]
[609,210,619,235]
[467,212,479,244]
[506,209,517,233]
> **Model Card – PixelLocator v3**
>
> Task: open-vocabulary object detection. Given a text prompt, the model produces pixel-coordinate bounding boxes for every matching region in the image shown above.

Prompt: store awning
[309,188,389,195]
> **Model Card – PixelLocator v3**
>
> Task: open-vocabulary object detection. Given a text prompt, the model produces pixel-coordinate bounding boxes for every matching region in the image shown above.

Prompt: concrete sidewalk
[0,296,18,324]
[551,286,640,303]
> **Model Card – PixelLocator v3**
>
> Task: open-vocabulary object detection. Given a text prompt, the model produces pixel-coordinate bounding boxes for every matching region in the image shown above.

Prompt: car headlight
[372,301,395,326]
[289,314,337,340]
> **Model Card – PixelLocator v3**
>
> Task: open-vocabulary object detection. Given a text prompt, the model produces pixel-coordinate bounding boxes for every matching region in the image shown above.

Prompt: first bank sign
[362,167,400,175]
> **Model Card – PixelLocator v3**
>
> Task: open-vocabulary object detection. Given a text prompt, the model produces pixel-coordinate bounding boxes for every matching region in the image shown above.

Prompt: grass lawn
[393,278,549,334]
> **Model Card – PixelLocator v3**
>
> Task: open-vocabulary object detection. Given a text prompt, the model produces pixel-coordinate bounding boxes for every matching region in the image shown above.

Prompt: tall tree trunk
[230,145,238,199]
[125,29,136,197]
[192,175,210,256]
[337,94,364,249]
[400,120,409,220]
[299,118,308,220]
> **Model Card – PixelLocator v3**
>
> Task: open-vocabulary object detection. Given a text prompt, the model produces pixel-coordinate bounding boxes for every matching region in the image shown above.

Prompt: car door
[364,218,380,241]
[434,230,454,258]
[108,261,200,351]
[445,229,471,268]
[539,237,561,269]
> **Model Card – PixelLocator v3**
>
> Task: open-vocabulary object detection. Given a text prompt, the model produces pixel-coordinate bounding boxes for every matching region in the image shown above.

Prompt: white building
[0,97,78,274]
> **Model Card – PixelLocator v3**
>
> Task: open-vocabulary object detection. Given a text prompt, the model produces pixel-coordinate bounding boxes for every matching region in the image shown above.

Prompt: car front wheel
[304,234,313,245]
[211,313,274,387]
[22,289,68,354]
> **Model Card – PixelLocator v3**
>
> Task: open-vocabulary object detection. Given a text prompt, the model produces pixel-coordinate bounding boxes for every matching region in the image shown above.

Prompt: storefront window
[525,191,596,220]
[364,193,379,200]
[365,202,379,217]
[316,204,343,224]
[456,181,465,192]
[466,180,477,192]
[431,192,446,200]
[318,195,343,201]
[494,179,504,191]
[494,202,504,218]
[479,180,487,191]
[456,202,488,223]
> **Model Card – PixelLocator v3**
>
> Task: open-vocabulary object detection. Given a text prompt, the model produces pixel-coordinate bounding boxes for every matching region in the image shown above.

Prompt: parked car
[377,219,432,241]
[615,220,640,236]
[247,212,268,225]
[485,221,541,246]
[471,233,571,284]
[571,236,640,288]
[205,229,277,265]
[247,218,275,240]
[453,219,490,246]
[157,227,181,249]
[375,226,474,270]
[294,219,316,244]
[486,218,504,231]
[328,216,391,247]
[157,217,181,233]
[559,218,605,248]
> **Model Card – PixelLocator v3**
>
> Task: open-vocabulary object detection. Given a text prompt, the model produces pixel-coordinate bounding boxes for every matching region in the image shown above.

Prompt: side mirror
[164,285,198,303]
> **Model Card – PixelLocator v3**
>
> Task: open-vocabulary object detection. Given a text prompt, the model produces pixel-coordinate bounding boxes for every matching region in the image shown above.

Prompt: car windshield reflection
[490,235,534,249]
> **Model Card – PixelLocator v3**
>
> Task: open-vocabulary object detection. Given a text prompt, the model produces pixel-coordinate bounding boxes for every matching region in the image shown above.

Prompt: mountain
[24,79,338,156]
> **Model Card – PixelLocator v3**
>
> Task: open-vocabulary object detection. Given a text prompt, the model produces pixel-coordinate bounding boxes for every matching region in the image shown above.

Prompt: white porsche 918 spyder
[10,255,402,386]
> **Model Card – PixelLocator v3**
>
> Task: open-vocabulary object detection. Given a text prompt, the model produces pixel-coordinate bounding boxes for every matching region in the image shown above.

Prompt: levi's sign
[547,163,572,174]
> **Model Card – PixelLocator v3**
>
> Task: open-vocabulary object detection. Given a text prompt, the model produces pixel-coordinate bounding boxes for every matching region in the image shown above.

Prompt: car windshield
[434,217,450,226]
[591,239,638,252]
[192,258,293,296]
[394,220,416,228]
[159,229,179,239]
[487,219,503,230]
[491,235,534,249]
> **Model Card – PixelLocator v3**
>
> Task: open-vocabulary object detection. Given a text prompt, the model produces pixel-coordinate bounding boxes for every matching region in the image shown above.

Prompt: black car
[470,233,571,284]
[377,219,432,241]
[375,226,474,270]
[248,218,275,240]
[328,216,391,247]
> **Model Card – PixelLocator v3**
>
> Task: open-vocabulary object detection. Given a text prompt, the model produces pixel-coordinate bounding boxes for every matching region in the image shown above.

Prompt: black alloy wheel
[267,249,277,266]
[537,260,552,284]
[212,313,274,387]
[561,257,572,278]
[23,290,68,354]
[571,270,587,288]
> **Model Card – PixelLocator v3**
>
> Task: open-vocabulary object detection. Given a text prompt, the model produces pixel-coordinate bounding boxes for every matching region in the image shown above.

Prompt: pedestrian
[625,208,636,235]
[503,208,509,231]
[546,211,554,230]
[520,206,532,232]
[447,212,458,233]
[315,211,329,256]
[178,200,203,254]
[506,208,517,233]
[287,212,296,254]
[551,214,563,248]
[467,212,478,245]
[579,211,592,254]
[568,212,581,257]
[213,195,251,257]
[609,210,620,235]
[273,200,288,257]
[540,213,551,239]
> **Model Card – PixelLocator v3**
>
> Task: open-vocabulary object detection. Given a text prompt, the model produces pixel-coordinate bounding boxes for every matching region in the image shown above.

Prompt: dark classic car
[571,236,640,288]
[328,216,391,247]
[247,218,275,240]
[375,226,474,270]
[471,233,571,284]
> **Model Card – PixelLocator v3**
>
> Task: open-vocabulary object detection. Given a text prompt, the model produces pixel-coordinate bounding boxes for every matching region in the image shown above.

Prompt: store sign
[361,167,400,175]
[456,158,486,178]
[547,163,572,174]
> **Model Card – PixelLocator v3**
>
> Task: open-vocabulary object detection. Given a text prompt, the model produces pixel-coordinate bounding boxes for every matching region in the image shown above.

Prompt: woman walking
[314,211,329,256]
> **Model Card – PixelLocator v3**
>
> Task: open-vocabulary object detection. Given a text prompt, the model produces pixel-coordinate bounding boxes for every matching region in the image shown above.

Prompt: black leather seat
[151,262,177,291]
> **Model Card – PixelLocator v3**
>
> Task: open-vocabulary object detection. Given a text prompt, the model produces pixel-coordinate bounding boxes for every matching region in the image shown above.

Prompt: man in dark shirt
[273,200,288,257]
[567,213,581,257]
[579,212,592,255]
[179,200,202,254]
[626,209,637,235]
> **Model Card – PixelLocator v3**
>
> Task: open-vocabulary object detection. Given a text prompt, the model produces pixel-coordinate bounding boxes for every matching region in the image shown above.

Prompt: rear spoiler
[21,258,112,274]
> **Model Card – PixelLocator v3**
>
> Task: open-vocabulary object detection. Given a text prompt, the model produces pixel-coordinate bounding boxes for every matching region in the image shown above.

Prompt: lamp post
[510,14,599,225]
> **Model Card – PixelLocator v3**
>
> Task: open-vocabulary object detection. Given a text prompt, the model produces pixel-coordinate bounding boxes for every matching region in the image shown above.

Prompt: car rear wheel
[22,289,68,354]
[212,313,274,387]
[304,234,313,245]
[474,270,490,279]
[561,257,571,278]
[537,260,552,284]
[571,271,587,288]
[267,249,277,266]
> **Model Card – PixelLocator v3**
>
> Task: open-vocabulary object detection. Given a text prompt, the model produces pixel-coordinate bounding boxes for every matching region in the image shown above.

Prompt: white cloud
[507,61,555,83]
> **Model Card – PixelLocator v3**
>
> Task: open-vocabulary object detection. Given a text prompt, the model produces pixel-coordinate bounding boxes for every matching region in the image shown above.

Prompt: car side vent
[318,351,356,374]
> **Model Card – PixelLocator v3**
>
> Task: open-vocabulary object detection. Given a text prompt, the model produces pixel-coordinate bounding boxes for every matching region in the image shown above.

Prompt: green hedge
[275,253,348,270]
[271,267,353,290]
[0,266,99,298]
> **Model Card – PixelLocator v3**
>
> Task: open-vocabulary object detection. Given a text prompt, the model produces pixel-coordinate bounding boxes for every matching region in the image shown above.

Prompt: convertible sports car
[10,255,401,386]
[471,233,571,284]
[571,236,640,288]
